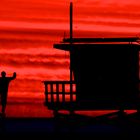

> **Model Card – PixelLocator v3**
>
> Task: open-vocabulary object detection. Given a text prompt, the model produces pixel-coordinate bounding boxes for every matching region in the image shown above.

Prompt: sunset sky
[0,0,140,100]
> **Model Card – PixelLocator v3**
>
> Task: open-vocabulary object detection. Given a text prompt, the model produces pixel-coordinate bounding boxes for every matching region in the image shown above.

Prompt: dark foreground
[1,112,140,138]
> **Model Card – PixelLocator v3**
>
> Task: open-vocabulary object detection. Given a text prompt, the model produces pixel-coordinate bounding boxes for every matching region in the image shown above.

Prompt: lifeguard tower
[43,2,140,116]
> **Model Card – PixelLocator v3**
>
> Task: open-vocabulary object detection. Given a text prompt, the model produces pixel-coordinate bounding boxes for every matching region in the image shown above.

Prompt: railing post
[70,82,73,103]
[56,83,59,103]
[45,83,49,104]
[62,83,65,102]
[50,83,54,102]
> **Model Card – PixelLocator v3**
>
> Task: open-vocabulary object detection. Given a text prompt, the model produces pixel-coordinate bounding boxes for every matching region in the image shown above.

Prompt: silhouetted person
[0,71,16,115]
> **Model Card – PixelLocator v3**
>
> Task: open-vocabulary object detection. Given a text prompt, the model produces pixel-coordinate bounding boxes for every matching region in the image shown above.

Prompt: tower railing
[43,81,76,105]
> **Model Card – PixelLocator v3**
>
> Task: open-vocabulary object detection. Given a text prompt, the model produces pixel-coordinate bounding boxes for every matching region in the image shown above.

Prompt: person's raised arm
[13,72,16,79]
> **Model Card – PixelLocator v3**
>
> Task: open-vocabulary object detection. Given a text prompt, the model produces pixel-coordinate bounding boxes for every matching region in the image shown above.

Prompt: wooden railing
[43,81,76,104]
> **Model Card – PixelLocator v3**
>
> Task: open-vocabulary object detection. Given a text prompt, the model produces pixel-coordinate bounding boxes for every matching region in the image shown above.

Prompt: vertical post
[62,83,65,102]
[45,83,48,104]
[50,83,54,102]
[70,1,73,41]
[56,83,59,103]
[70,2,73,111]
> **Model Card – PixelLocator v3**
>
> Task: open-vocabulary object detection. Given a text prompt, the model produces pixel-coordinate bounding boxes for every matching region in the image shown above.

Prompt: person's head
[1,71,6,77]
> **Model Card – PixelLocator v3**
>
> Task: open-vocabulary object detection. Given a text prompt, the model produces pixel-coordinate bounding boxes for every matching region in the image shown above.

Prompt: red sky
[1,0,140,34]
[0,0,140,99]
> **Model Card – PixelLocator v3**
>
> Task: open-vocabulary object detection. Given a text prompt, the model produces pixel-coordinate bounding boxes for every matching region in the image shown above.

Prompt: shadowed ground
[1,110,140,138]
[0,98,140,138]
